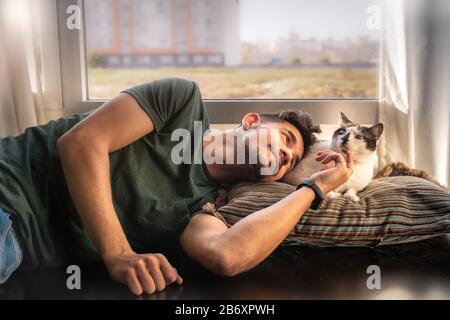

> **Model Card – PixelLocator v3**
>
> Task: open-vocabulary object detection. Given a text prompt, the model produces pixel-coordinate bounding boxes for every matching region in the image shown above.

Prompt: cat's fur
[282,112,384,202]
[375,162,448,190]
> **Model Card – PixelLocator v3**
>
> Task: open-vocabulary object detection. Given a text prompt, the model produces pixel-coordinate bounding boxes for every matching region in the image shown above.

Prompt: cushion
[214,176,450,247]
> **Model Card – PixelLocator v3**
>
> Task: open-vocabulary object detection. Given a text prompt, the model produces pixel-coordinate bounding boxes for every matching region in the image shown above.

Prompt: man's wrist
[297,186,315,200]
[297,180,325,210]
[102,246,134,264]
[297,186,316,207]
[312,180,327,194]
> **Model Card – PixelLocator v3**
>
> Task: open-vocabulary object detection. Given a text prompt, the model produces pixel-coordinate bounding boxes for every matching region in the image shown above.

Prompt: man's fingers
[145,257,166,291]
[345,152,354,170]
[316,151,339,161]
[175,274,183,285]
[136,261,156,294]
[173,268,184,285]
[322,162,335,170]
[316,152,327,161]
[317,150,352,171]
[112,253,183,296]
[327,152,346,165]
[124,269,143,296]
[157,255,182,285]
[320,153,341,165]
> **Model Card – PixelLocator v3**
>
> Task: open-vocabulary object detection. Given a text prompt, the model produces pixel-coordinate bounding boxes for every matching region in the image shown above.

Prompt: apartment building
[85,0,241,67]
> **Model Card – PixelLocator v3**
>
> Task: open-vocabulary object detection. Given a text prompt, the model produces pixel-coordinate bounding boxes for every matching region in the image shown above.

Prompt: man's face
[237,114,305,181]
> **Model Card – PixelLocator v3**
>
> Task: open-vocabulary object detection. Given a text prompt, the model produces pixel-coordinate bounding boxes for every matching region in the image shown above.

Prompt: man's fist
[105,252,183,296]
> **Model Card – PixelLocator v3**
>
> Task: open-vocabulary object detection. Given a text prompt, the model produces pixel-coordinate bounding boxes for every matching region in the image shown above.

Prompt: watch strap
[297,180,325,210]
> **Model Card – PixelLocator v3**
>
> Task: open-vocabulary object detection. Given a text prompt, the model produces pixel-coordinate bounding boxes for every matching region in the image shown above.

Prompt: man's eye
[284,133,290,144]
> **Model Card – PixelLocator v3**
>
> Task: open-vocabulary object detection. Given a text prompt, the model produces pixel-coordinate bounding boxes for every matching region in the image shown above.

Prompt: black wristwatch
[297,180,325,210]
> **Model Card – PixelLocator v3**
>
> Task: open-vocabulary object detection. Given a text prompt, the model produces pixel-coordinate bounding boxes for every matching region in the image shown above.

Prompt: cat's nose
[341,133,350,143]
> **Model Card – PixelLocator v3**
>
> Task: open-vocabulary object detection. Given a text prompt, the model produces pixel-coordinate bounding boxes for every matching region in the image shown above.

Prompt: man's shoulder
[128,77,198,95]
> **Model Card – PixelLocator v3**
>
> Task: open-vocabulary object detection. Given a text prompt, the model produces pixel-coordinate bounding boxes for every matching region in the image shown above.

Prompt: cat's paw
[343,190,360,202]
[327,191,342,200]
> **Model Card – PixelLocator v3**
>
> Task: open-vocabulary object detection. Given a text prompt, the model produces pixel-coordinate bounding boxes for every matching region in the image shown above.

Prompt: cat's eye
[337,128,346,135]
[355,135,365,140]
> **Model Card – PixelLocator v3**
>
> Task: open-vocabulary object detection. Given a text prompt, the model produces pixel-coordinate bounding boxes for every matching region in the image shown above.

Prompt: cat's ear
[370,123,384,139]
[340,112,352,125]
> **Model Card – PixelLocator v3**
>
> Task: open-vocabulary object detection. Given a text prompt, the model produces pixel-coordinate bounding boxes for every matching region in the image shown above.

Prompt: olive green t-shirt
[0,78,219,268]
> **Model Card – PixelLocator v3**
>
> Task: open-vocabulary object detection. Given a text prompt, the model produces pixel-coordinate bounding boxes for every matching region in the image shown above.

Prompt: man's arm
[180,151,353,276]
[180,188,315,276]
[57,93,182,295]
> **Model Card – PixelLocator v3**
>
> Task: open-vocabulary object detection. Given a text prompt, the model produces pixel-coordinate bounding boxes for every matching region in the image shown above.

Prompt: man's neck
[205,163,251,183]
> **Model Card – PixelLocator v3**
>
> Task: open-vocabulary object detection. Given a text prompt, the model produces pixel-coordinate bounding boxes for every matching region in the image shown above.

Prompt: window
[57,0,380,123]
[83,0,380,100]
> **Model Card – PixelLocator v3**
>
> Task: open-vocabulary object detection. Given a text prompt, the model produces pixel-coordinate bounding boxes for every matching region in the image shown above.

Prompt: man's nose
[342,133,350,143]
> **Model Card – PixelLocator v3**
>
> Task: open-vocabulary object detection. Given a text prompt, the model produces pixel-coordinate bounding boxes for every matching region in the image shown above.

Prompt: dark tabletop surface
[1,235,450,300]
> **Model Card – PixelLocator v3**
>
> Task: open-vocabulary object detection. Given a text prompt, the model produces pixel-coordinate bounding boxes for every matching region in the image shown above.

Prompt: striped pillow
[215,176,450,247]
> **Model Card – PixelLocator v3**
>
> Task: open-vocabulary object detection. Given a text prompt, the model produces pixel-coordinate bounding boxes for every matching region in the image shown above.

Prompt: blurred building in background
[85,0,241,68]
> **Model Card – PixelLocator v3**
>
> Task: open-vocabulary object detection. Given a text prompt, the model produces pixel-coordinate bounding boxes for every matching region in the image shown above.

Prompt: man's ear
[241,113,261,130]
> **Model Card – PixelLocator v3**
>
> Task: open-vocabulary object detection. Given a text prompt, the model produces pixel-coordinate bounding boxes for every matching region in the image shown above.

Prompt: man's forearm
[211,187,315,275]
[57,135,132,261]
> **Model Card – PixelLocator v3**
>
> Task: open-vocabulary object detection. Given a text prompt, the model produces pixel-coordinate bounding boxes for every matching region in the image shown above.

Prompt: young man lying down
[0,78,353,295]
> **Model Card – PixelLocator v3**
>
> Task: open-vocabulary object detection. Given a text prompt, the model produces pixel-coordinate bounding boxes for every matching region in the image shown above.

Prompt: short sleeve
[189,210,231,227]
[122,78,199,132]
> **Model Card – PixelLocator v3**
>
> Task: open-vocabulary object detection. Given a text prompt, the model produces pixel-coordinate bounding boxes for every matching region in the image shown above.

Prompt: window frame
[57,0,378,124]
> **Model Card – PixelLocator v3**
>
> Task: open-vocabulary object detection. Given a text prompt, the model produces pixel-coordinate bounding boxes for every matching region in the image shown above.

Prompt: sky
[240,0,381,42]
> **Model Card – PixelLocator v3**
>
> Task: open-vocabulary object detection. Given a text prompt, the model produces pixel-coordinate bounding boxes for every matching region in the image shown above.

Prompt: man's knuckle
[134,259,145,268]
[153,253,164,260]
[154,253,168,264]
[146,256,159,267]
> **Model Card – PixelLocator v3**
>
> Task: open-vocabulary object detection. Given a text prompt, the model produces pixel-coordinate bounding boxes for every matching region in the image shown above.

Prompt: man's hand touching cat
[309,150,353,194]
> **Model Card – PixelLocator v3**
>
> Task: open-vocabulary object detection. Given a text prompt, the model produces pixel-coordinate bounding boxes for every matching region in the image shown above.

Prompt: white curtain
[378,0,450,186]
[0,0,45,138]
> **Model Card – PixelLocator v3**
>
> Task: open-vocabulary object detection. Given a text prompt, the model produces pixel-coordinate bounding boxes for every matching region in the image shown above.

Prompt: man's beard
[243,138,280,181]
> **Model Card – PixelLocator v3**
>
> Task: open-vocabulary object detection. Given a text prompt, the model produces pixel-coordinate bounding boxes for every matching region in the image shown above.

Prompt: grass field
[87,67,378,100]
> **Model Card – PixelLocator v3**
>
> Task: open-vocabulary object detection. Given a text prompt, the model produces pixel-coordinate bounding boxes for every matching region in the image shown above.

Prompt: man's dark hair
[260,110,322,152]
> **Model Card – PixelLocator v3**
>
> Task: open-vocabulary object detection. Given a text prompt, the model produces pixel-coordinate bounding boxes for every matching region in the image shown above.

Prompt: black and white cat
[282,113,384,202]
